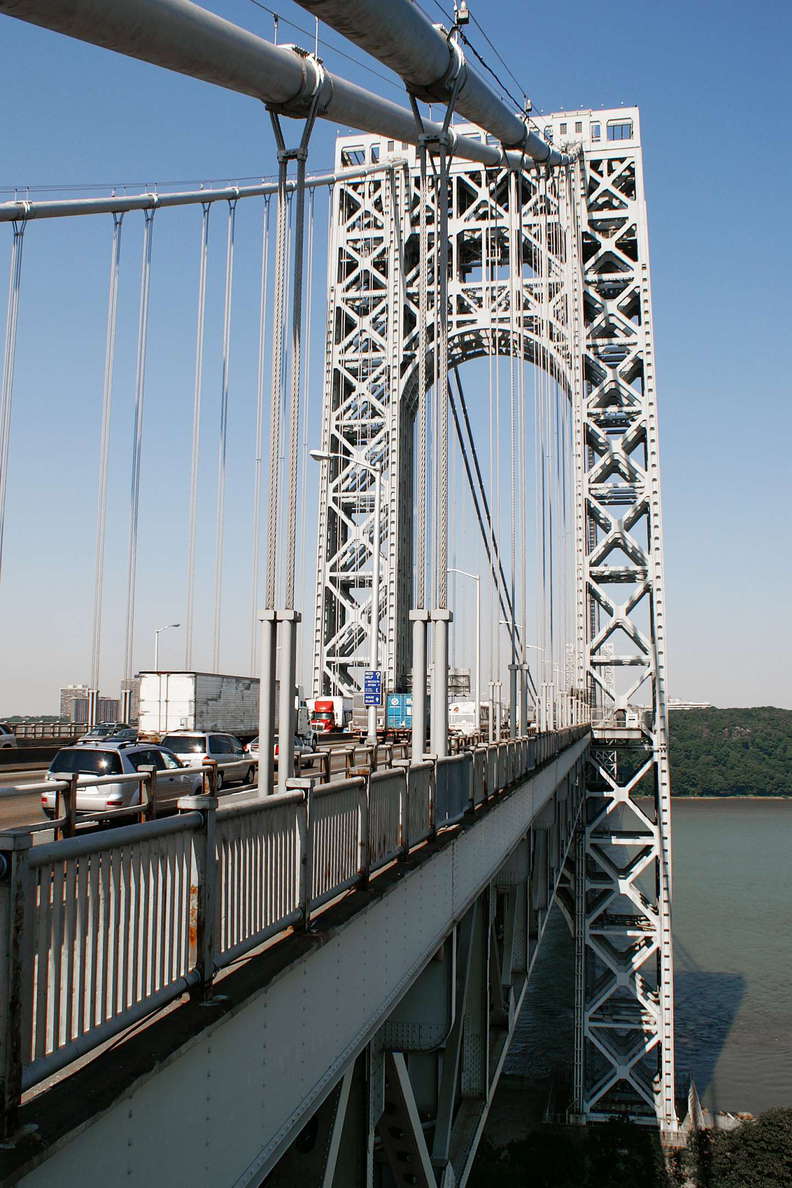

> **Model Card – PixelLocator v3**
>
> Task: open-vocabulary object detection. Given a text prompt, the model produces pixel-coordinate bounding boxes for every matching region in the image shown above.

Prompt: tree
[688,1108,792,1187]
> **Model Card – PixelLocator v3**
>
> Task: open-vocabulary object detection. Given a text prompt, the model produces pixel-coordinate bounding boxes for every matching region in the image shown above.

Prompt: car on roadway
[159,731,255,791]
[246,734,318,759]
[42,740,206,819]
[0,724,18,750]
[78,722,136,744]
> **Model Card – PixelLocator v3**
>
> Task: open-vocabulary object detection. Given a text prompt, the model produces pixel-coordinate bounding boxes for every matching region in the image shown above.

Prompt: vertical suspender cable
[249,195,271,672]
[90,212,124,698]
[436,141,450,610]
[123,207,155,688]
[508,170,519,694]
[535,172,548,700]
[264,157,289,610]
[518,173,530,691]
[416,145,429,610]
[284,144,311,609]
[185,201,210,669]
[296,188,315,671]
[0,218,26,582]
[485,172,496,704]
[212,197,237,671]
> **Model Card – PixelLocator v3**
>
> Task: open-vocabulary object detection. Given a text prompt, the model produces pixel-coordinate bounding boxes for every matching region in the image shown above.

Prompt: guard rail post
[426,755,438,841]
[202,758,218,796]
[55,772,78,841]
[392,758,411,857]
[0,834,32,1139]
[357,771,371,887]
[178,794,218,997]
[139,765,157,822]
[286,777,316,929]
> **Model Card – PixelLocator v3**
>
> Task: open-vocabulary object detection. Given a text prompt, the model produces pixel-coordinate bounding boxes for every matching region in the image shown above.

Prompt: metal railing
[1,723,85,742]
[0,726,589,1134]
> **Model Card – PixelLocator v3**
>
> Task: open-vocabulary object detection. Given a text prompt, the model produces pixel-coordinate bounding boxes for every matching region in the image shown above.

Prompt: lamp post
[310,449,383,745]
[154,622,180,670]
[153,622,180,734]
[448,567,480,736]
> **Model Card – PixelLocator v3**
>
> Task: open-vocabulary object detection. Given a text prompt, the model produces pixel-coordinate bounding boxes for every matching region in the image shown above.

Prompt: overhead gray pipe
[292,0,569,166]
[0,0,559,169]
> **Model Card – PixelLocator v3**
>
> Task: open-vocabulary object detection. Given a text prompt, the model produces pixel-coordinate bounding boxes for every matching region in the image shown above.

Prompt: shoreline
[671,794,791,801]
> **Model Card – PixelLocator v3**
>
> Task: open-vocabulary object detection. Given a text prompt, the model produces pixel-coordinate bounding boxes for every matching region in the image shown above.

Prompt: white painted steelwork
[315,110,676,1130]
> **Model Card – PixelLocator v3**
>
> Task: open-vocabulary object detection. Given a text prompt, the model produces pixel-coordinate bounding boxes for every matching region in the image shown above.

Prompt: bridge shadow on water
[673,939,746,1116]
[474,922,746,1184]
[499,921,746,1120]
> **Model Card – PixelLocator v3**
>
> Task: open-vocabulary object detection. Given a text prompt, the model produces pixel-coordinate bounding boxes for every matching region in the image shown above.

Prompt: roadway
[0,735,393,832]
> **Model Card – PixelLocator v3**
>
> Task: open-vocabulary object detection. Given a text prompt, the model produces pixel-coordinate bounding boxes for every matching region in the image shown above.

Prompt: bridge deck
[0,731,588,1187]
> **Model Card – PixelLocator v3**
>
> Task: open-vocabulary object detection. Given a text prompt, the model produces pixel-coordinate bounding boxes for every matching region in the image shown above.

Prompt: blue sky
[1,0,790,713]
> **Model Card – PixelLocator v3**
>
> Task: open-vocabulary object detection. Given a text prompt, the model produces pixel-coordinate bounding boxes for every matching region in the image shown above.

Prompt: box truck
[139,672,315,745]
[386,693,413,730]
[307,696,352,734]
[138,672,260,739]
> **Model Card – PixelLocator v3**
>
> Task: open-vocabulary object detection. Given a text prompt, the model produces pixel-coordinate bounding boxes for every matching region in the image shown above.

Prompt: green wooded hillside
[669,707,792,797]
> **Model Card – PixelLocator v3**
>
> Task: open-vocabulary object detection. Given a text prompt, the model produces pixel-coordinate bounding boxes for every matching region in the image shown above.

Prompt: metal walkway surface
[0,730,588,1186]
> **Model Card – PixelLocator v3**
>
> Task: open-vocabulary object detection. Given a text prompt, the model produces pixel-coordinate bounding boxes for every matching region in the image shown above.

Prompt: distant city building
[59,686,123,724]
[668,698,714,711]
[59,683,90,722]
[97,697,120,722]
[72,698,89,724]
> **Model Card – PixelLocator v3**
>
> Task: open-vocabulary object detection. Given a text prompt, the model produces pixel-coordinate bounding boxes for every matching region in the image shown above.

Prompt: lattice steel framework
[314,107,675,1129]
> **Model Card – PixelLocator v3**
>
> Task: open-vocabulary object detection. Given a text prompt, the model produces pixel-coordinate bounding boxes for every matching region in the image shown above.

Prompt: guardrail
[3,724,86,741]
[0,762,217,840]
[0,726,589,1135]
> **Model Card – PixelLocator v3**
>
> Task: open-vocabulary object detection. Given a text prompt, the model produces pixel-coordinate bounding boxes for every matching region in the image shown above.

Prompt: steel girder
[314,109,675,1132]
[312,133,572,697]
[564,109,677,1131]
[264,756,587,1187]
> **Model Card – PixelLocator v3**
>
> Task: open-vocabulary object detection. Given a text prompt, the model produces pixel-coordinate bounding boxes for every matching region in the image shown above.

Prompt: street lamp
[310,448,383,745]
[448,567,480,735]
[154,622,180,670]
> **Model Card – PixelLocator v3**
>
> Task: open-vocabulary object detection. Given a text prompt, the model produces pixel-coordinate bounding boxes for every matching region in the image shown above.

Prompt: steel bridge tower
[313,107,676,1130]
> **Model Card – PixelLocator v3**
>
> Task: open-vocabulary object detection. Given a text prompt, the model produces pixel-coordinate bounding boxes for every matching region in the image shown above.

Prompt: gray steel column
[508,664,518,738]
[430,610,451,757]
[258,610,277,796]
[520,666,529,735]
[277,611,299,793]
[410,610,429,760]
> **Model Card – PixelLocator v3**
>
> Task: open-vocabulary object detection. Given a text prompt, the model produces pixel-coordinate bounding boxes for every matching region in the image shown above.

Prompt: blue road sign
[364,670,382,706]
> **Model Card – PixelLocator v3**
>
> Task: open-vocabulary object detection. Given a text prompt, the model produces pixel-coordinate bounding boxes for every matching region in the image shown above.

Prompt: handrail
[0,724,590,1135]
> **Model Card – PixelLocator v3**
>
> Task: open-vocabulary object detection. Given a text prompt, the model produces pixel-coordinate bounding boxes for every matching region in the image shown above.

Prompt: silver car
[0,724,17,750]
[159,732,256,791]
[42,741,205,819]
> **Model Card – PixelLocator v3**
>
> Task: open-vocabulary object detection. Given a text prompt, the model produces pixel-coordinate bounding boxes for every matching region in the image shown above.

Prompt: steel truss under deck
[314,108,676,1132]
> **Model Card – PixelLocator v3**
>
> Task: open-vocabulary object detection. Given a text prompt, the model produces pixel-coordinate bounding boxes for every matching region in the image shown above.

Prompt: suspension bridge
[0,0,676,1183]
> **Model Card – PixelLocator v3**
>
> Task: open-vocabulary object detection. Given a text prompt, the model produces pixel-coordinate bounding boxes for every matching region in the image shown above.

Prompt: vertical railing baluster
[179,796,217,995]
[0,835,32,1138]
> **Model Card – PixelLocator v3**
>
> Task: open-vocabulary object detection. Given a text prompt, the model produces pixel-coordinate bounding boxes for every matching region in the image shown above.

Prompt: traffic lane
[0,742,407,832]
[0,789,46,832]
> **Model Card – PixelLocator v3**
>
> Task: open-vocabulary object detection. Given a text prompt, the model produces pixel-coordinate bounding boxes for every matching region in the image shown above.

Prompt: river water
[505,797,792,1115]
